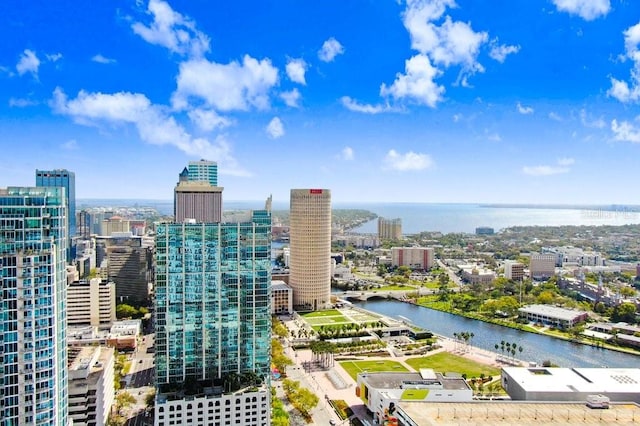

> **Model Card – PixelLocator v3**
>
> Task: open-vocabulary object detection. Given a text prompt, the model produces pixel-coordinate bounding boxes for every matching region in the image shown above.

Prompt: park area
[339,352,500,382]
[405,352,500,378]
[300,308,386,332]
[300,309,350,327]
[340,360,409,381]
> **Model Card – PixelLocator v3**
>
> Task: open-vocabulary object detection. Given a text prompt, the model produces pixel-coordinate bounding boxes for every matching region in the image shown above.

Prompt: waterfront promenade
[278,311,526,425]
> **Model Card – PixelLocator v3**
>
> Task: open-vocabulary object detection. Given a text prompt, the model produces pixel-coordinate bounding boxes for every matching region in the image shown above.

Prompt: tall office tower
[0,187,68,425]
[77,209,91,239]
[154,167,272,426]
[174,161,223,223]
[36,169,76,261]
[95,235,151,303]
[187,159,218,186]
[289,189,331,312]
[378,217,402,240]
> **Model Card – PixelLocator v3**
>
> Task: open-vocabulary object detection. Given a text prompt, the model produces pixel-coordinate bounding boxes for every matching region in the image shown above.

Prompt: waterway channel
[355,299,640,369]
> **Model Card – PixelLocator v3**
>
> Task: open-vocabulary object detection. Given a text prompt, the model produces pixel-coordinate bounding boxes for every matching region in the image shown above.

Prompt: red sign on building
[309,189,323,194]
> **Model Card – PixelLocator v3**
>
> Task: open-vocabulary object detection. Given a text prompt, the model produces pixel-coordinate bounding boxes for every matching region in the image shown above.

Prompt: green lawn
[304,316,350,326]
[301,309,342,318]
[340,360,409,381]
[405,352,500,378]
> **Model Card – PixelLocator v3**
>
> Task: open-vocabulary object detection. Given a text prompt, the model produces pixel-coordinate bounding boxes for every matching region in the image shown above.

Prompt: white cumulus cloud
[188,108,233,132]
[402,0,488,86]
[92,54,116,64]
[46,53,63,62]
[341,96,391,114]
[608,22,640,103]
[380,54,444,107]
[318,37,344,62]
[172,55,279,111]
[16,49,40,77]
[286,58,307,85]
[266,117,285,139]
[51,87,248,176]
[280,88,302,108]
[611,119,640,143]
[517,102,534,114]
[489,41,520,63]
[384,149,434,171]
[522,158,575,176]
[552,0,611,21]
[132,0,210,57]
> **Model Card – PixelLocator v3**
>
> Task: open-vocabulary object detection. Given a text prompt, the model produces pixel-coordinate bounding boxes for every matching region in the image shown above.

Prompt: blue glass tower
[154,164,271,426]
[0,187,68,426]
[187,160,218,186]
[36,169,75,262]
[155,211,271,384]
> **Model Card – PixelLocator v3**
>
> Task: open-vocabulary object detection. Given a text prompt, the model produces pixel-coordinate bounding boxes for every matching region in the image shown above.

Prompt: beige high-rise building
[67,278,116,328]
[289,188,331,311]
[174,162,223,223]
[530,253,556,280]
[378,217,402,240]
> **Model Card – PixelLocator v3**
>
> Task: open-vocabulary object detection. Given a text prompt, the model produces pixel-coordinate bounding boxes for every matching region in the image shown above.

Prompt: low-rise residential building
[391,247,434,270]
[271,280,293,315]
[68,346,115,426]
[518,304,588,330]
[356,370,472,425]
[67,278,116,329]
[106,319,142,350]
[504,260,524,281]
[460,266,496,285]
[501,367,640,403]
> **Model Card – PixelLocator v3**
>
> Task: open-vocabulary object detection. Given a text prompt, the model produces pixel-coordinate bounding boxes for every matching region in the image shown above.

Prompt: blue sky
[2,0,640,204]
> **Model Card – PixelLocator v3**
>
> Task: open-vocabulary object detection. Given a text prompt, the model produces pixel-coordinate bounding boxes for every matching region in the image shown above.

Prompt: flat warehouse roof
[503,368,640,394]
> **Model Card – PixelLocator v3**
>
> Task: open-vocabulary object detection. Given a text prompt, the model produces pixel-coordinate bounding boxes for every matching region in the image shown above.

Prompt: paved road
[122,332,156,425]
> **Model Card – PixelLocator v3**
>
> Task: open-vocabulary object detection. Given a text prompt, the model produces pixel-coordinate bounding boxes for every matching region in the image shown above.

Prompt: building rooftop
[69,346,114,384]
[271,280,291,291]
[359,371,470,391]
[518,304,587,321]
[502,367,640,394]
[397,401,640,425]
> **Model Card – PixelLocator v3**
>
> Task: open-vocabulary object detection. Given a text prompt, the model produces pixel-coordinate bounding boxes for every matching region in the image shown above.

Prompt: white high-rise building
[0,186,68,425]
[289,189,331,311]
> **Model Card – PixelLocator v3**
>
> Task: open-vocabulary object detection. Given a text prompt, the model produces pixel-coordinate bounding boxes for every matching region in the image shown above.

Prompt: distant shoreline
[480,203,640,211]
[78,199,640,211]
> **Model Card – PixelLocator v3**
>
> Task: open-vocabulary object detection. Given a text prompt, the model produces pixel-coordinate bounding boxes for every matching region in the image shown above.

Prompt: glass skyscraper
[0,187,68,426]
[187,160,218,186]
[154,163,272,426]
[155,211,271,384]
[36,169,75,262]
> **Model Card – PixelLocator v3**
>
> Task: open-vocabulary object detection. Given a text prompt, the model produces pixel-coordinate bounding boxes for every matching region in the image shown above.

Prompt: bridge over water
[338,288,433,302]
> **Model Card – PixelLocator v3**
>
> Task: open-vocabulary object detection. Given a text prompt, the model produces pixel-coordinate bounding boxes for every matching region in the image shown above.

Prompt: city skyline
[2,0,640,204]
